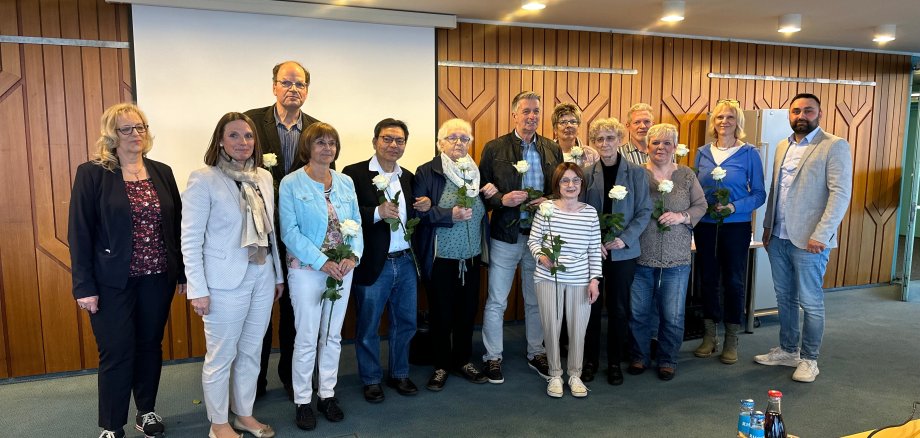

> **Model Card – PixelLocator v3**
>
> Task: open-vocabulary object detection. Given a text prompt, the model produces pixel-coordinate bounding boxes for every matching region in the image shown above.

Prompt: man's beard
[792,119,817,135]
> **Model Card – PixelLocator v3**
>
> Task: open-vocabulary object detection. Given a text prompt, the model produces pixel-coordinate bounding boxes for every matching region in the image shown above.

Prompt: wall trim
[437,60,637,75]
[0,35,130,48]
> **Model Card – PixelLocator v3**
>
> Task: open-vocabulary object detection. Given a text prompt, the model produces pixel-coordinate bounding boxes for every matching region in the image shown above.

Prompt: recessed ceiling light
[521,0,546,10]
[660,1,685,22]
[873,24,896,43]
[778,14,802,33]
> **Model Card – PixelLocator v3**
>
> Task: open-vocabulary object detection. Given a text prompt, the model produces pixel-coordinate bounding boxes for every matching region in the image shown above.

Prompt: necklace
[715,139,738,151]
[123,165,145,180]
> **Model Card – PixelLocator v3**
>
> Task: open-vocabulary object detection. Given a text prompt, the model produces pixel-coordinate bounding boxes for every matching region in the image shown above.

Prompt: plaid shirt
[518,133,543,222]
[274,108,304,173]
[618,142,649,165]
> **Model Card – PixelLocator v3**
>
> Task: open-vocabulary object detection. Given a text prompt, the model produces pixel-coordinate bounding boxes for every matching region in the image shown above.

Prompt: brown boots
[693,319,719,358]
[693,319,740,364]
[720,323,741,364]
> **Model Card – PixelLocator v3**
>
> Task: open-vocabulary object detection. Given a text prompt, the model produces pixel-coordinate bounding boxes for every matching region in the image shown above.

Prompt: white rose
[608,185,628,201]
[675,144,689,156]
[456,156,473,171]
[340,219,361,237]
[513,160,530,174]
[658,179,674,194]
[262,153,278,168]
[538,201,554,218]
[570,146,584,158]
[465,184,478,198]
[711,166,727,181]
[372,174,389,190]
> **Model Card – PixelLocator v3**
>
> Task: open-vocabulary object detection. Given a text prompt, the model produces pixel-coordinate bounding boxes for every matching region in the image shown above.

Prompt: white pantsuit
[181,166,283,424]
[288,269,353,404]
[534,280,592,378]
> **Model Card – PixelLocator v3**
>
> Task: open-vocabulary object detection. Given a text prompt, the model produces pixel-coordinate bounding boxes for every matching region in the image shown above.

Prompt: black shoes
[456,363,488,384]
[658,367,675,381]
[318,397,344,422]
[627,362,646,375]
[608,365,624,385]
[386,377,419,396]
[363,384,385,403]
[295,403,316,431]
[528,354,551,380]
[582,362,598,382]
[135,411,164,437]
[483,359,504,384]
[426,369,448,391]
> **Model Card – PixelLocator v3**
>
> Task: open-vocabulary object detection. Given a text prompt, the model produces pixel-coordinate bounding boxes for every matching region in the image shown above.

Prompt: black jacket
[68,159,186,299]
[479,131,563,244]
[244,104,322,182]
[342,159,416,286]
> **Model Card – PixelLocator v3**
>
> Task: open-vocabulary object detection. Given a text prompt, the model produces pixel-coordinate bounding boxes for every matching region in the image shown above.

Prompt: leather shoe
[608,365,624,385]
[658,367,675,381]
[386,377,419,396]
[582,362,597,382]
[363,384,385,403]
[626,362,646,375]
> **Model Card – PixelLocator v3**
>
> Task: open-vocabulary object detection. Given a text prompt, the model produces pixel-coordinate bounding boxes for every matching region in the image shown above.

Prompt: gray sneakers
[754,347,800,367]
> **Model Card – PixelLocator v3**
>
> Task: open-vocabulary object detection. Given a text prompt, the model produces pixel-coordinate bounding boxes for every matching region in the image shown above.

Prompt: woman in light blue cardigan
[279,122,363,431]
[692,100,766,365]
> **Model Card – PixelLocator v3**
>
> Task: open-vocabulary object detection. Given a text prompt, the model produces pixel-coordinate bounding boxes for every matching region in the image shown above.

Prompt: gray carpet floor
[2,285,919,437]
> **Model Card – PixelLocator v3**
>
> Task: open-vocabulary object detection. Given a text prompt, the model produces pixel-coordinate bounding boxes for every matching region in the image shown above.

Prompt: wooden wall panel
[436,24,912,292]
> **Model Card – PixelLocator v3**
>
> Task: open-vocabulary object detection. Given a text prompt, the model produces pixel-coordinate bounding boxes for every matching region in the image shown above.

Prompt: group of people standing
[68,58,852,438]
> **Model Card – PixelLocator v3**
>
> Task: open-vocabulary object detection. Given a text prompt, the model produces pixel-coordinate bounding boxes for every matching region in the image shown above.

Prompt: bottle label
[750,430,765,438]
[738,414,751,436]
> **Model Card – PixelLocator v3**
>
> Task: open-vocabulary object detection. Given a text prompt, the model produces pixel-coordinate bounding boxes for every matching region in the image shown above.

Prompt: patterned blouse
[288,188,343,270]
[126,179,167,277]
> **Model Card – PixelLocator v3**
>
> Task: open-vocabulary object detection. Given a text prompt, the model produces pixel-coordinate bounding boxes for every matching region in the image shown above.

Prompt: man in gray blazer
[756,93,853,383]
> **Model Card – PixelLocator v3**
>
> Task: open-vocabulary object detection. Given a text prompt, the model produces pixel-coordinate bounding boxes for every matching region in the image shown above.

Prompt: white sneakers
[754,347,801,367]
[755,347,820,383]
[546,375,590,398]
[792,359,820,383]
[546,377,564,398]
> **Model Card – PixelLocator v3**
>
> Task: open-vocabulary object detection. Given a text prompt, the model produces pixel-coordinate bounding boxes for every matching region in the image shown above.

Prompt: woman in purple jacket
[692,100,766,365]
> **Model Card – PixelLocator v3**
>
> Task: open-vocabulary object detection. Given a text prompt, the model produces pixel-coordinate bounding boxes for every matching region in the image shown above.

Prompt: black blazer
[342,159,415,286]
[479,131,563,244]
[68,159,185,299]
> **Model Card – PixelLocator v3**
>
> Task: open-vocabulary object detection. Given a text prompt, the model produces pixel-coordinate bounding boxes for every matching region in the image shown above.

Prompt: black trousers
[694,221,752,325]
[90,273,174,431]
[258,284,295,389]
[426,257,480,370]
[582,257,638,366]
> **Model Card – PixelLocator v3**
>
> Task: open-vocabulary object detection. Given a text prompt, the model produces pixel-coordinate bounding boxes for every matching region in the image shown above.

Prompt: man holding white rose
[478,91,564,384]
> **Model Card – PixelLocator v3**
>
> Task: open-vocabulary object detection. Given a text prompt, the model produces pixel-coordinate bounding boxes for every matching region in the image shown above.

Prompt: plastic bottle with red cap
[764,389,787,438]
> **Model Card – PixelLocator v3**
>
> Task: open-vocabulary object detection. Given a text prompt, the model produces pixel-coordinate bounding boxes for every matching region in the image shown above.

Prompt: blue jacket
[694,143,766,224]
[279,169,363,270]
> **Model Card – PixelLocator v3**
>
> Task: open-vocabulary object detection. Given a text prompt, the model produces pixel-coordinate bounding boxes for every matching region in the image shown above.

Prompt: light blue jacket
[279,169,364,270]
[694,143,766,224]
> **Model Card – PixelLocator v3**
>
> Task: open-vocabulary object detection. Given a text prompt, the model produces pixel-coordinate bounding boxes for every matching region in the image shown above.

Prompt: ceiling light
[778,14,802,33]
[873,24,896,43]
[660,1,684,22]
[521,0,546,10]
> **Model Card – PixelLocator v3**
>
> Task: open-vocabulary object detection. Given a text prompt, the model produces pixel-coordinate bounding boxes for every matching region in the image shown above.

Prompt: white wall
[132,5,436,189]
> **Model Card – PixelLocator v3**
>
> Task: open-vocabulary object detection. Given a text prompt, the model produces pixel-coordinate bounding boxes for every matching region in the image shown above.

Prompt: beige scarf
[217,151,273,264]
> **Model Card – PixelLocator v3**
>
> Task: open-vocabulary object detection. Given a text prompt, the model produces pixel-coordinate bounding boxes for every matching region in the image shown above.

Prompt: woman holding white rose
[181,112,284,438]
[527,162,602,398]
[412,119,499,392]
[580,118,652,385]
[279,122,363,431]
[630,123,706,381]
[692,100,766,365]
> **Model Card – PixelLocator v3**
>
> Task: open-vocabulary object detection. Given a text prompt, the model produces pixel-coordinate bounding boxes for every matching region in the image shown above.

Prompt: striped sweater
[527,202,602,285]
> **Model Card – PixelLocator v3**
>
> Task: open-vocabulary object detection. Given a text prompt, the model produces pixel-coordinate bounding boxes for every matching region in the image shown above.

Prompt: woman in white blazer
[181,112,284,438]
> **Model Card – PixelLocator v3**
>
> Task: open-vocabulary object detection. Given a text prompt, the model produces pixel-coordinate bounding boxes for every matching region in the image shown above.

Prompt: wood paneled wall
[437,24,913,304]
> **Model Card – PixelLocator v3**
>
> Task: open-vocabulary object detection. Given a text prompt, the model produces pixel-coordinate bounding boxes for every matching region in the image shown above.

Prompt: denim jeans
[482,237,545,361]
[766,237,830,361]
[630,264,690,369]
[353,254,417,385]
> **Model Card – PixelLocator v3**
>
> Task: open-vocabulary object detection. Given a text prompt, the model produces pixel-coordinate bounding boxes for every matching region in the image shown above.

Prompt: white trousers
[201,258,275,424]
[288,268,353,404]
[534,279,591,378]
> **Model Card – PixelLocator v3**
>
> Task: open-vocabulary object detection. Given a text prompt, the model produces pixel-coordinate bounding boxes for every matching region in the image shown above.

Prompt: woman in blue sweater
[692,100,766,365]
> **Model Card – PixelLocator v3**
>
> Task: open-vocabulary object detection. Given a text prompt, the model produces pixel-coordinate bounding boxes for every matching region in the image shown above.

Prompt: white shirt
[368,155,410,253]
[773,127,821,240]
[710,144,742,165]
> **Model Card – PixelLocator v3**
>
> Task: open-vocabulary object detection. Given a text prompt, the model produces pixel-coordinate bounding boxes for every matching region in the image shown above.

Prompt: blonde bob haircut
[588,117,626,144]
[646,123,679,145]
[92,103,153,171]
[707,100,746,141]
[437,118,473,142]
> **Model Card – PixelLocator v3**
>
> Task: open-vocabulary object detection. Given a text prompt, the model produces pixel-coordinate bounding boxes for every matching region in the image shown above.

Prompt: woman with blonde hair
[69,103,186,438]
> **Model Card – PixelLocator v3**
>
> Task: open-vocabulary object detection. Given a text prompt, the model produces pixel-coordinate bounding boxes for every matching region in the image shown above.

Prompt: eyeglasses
[556,119,580,127]
[116,124,148,135]
[593,135,620,144]
[442,135,472,144]
[378,136,407,146]
[314,139,338,149]
[275,80,308,90]
[560,177,583,185]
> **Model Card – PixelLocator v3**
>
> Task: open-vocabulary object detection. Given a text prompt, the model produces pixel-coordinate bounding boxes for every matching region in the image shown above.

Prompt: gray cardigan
[581,157,652,261]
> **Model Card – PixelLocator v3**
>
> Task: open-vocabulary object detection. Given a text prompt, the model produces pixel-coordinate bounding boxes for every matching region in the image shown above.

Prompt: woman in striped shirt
[528,162,602,399]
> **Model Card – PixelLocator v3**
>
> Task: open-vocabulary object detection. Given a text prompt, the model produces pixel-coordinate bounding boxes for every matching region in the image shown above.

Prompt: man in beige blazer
[756,93,853,383]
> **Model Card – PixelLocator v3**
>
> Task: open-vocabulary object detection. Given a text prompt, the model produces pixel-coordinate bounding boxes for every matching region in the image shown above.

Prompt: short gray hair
[646,123,678,144]
[626,103,654,123]
[512,91,542,112]
[437,118,472,141]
